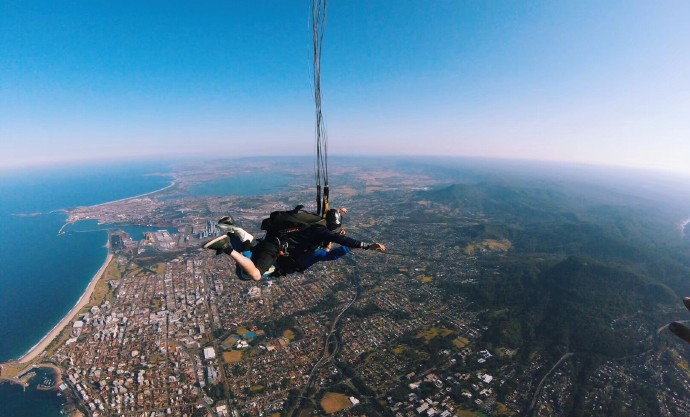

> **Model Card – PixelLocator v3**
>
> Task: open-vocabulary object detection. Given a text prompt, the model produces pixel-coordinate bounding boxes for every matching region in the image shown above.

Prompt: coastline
[15,177,170,360]
[57,179,176,235]
[17,252,113,364]
[86,179,176,209]
[57,180,175,235]
[0,166,172,417]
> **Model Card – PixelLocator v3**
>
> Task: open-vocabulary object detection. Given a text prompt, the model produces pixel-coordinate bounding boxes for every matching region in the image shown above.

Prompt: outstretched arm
[323,245,351,260]
[316,227,385,252]
[366,243,386,252]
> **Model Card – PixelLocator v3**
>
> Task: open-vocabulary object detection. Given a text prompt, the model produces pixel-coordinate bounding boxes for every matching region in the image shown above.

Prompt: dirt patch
[392,345,429,362]
[453,337,470,348]
[222,336,240,350]
[497,402,517,415]
[0,362,29,380]
[223,350,243,363]
[336,186,359,197]
[320,392,352,414]
[283,329,295,340]
[464,239,512,255]
[497,347,518,359]
[416,327,455,342]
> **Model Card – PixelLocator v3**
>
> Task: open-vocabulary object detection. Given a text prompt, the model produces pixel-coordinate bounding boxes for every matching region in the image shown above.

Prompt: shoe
[218,215,234,225]
[233,228,255,244]
[217,223,238,233]
[202,235,232,255]
[217,223,255,244]
[217,215,238,233]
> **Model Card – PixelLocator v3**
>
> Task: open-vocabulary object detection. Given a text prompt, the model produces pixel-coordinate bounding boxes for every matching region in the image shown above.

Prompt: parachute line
[312,0,329,216]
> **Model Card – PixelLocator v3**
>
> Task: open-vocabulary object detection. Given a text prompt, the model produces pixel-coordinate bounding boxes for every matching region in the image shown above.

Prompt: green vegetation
[206,382,226,400]
[348,302,382,318]
[416,327,455,342]
[249,385,266,393]
[418,175,690,415]
[392,344,430,362]
[260,315,304,340]
[454,337,471,349]
[424,180,687,352]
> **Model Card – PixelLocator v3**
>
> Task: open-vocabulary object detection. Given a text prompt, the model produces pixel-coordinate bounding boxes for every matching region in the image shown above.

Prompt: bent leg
[228,250,262,281]
[249,239,280,275]
[228,233,251,252]
[225,238,280,282]
[225,226,255,251]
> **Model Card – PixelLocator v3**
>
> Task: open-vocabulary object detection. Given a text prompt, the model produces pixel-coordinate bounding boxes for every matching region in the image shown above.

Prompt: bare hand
[368,243,385,252]
[338,208,348,214]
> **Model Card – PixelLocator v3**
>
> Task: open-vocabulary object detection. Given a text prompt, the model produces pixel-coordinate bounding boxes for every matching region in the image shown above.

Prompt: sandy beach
[86,179,175,209]
[17,253,114,364]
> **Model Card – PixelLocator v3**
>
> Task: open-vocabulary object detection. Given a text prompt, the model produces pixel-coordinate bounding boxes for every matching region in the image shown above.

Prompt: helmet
[326,209,342,231]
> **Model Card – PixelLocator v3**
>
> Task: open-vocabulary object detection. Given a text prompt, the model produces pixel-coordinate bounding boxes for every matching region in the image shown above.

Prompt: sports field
[223,350,243,363]
[320,392,351,414]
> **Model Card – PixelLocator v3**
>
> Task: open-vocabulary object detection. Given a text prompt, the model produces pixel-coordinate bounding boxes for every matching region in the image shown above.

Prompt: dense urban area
[3,160,690,417]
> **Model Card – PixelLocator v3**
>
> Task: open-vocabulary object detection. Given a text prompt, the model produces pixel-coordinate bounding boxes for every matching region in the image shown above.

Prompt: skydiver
[203,218,334,280]
[267,241,351,278]
[202,207,385,281]
[669,297,690,344]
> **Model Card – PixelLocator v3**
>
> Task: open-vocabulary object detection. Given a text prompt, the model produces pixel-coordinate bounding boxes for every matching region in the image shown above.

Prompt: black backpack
[260,205,325,236]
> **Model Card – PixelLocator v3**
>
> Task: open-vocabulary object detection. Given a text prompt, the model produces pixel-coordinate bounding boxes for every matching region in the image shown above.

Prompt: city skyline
[2,1,689,175]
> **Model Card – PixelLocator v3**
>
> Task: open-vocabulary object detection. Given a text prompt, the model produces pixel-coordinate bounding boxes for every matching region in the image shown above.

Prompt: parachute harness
[312,0,329,218]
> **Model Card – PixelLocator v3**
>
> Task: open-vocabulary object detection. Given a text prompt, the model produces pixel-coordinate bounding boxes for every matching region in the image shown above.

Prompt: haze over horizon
[2,1,689,175]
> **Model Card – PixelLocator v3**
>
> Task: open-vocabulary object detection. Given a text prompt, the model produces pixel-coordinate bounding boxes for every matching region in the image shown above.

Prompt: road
[289,261,361,417]
[526,352,574,417]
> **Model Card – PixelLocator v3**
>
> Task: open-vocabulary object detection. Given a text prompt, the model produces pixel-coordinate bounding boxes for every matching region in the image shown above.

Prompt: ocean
[0,162,174,363]
[0,160,291,416]
[0,378,68,417]
[0,162,173,417]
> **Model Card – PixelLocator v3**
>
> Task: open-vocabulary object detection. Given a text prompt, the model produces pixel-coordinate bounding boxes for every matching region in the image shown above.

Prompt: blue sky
[1,1,689,174]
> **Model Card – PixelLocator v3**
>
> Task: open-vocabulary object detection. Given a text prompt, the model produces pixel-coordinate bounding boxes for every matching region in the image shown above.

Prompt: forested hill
[421,181,690,294]
[536,256,675,356]
[418,179,690,358]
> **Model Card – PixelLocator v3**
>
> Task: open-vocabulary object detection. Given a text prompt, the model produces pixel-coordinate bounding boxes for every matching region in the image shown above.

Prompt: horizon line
[2,153,690,181]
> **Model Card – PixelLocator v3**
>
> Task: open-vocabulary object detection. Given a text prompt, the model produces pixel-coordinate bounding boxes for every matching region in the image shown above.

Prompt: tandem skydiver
[201,207,385,281]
